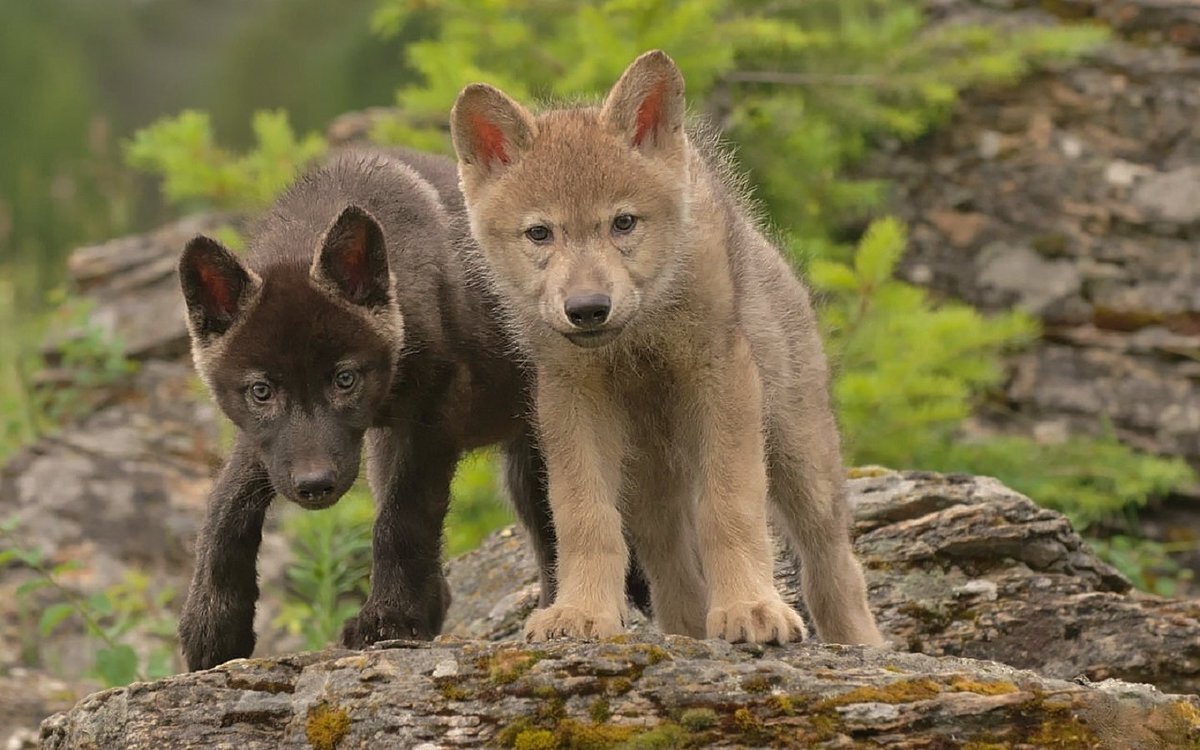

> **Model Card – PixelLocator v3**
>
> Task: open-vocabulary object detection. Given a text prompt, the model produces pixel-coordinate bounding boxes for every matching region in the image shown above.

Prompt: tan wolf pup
[450,50,884,646]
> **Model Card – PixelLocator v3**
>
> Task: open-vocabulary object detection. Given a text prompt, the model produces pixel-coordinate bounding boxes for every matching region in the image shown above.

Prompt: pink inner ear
[199,264,236,317]
[339,223,368,294]
[470,112,510,165]
[634,80,667,147]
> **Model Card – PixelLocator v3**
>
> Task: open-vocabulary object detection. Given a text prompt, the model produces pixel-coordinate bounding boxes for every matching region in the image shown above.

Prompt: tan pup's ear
[451,83,537,189]
[601,50,685,154]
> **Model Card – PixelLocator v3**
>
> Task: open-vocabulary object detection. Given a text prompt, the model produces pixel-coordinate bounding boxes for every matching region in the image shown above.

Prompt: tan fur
[452,51,885,646]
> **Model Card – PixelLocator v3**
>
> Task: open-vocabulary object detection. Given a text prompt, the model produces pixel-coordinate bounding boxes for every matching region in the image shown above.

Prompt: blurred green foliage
[126,110,326,213]
[1,518,179,687]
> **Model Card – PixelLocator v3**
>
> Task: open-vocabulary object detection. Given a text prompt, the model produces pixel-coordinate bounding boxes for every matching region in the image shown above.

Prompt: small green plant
[446,451,512,558]
[275,486,375,650]
[35,293,138,425]
[125,109,326,213]
[274,452,513,650]
[1089,535,1196,598]
[1,517,178,686]
[0,288,137,462]
[810,217,1038,465]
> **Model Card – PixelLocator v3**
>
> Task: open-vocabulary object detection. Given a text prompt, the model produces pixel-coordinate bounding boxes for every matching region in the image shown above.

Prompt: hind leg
[624,452,708,638]
[504,425,559,607]
[767,403,884,646]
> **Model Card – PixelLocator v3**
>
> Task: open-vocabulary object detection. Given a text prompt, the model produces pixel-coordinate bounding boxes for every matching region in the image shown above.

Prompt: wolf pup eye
[525,225,553,244]
[612,214,637,234]
[248,381,274,403]
[334,369,358,390]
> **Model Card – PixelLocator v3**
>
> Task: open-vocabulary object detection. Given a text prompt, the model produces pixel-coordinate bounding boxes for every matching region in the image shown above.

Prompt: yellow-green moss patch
[950,677,1019,696]
[741,674,773,693]
[819,677,942,708]
[679,707,719,731]
[589,697,611,724]
[1027,715,1101,749]
[305,702,350,750]
[483,647,546,685]
[513,728,557,750]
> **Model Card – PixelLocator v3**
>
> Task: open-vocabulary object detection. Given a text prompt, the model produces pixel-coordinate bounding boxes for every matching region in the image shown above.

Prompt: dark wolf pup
[451,51,884,646]
[176,148,569,671]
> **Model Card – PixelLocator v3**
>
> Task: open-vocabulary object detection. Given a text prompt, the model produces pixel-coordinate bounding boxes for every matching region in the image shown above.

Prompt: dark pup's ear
[179,235,261,339]
[600,50,686,155]
[312,205,391,308]
[451,83,537,187]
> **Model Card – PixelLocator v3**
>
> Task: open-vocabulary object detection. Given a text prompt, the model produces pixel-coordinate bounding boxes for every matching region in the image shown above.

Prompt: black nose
[294,470,336,501]
[564,293,611,329]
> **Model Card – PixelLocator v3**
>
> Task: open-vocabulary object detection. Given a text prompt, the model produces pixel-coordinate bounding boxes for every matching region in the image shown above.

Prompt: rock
[862,1,1200,469]
[1131,166,1200,226]
[976,243,1082,315]
[52,214,234,361]
[447,471,1200,696]
[38,634,1200,749]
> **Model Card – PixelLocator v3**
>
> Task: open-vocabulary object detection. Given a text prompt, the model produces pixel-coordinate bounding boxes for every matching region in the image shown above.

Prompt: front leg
[694,334,807,645]
[524,371,629,642]
[341,427,457,648]
[178,434,274,671]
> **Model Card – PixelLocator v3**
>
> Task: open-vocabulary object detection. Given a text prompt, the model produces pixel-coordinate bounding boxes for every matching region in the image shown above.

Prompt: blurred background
[3,0,1200,742]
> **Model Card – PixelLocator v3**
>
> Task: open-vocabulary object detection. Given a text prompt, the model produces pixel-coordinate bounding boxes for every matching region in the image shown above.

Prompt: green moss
[436,678,471,701]
[305,702,350,750]
[847,466,892,479]
[589,697,611,724]
[623,723,688,749]
[950,677,1019,696]
[740,674,773,693]
[767,695,794,715]
[898,601,953,632]
[818,678,942,708]
[535,696,567,724]
[484,647,546,685]
[606,677,634,695]
[554,718,638,749]
[732,707,760,732]
[679,707,719,731]
[513,728,557,750]
[1143,700,1200,748]
[808,712,842,742]
[498,717,537,747]
[1027,715,1101,748]
[533,685,559,700]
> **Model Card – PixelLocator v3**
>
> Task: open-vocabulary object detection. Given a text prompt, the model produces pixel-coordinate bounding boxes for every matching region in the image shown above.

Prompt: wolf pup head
[180,206,402,509]
[451,50,690,349]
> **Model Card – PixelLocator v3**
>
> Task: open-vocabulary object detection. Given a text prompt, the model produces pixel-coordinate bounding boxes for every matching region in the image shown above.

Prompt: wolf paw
[341,604,436,649]
[707,597,807,644]
[178,587,257,672]
[524,604,625,642]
